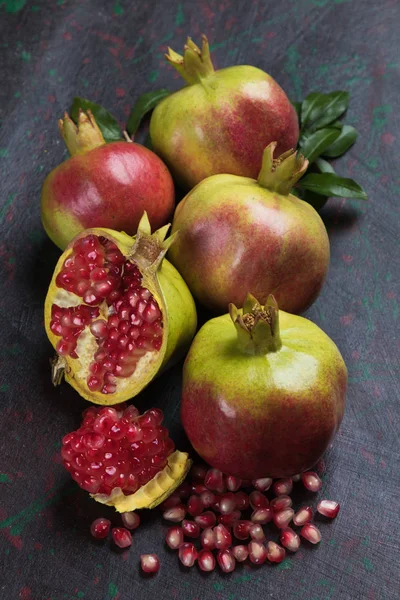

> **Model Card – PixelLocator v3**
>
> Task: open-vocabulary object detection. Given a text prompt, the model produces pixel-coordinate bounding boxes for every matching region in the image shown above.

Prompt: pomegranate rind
[91,450,192,513]
[44,216,197,404]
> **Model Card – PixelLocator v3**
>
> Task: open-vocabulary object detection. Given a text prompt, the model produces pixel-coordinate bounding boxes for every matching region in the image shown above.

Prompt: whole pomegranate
[168,143,330,314]
[181,294,347,479]
[44,213,197,404]
[41,109,175,250]
[150,35,298,189]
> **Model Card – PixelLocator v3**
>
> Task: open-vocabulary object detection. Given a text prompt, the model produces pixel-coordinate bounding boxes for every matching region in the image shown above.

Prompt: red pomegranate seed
[160,493,181,510]
[252,478,273,492]
[191,483,207,495]
[140,553,160,573]
[190,464,207,482]
[233,520,251,540]
[178,542,198,567]
[187,495,204,517]
[300,523,322,544]
[273,508,294,529]
[199,490,215,508]
[272,478,293,496]
[163,505,186,522]
[317,500,340,519]
[251,507,272,524]
[112,527,132,548]
[165,526,184,550]
[121,511,140,530]
[182,519,201,538]
[204,468,225,492]
[195,511,216,529]
[219,492,237,515]
[293,506,313,526]
[225,475,242,491]
[218,510,241,527]
[197,549,216,572]
[234,491,249,510]
[214,524,232,550]
[302,471,322,492]
[200,527,216,550]
[232,545,249,562]
[90,517,111,539]
[248,541,268,565]
[280,527,301,552]
[270,495,293,512]
[266,541,286,563]
[249,524,265,542]
[249,491,268,509]
[217,549,236,573]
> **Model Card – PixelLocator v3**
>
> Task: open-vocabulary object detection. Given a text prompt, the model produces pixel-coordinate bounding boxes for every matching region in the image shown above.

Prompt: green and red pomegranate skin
[41,110,175,250]
[150,35,299,189]
[169,143,330,315]
[181,294,347,479]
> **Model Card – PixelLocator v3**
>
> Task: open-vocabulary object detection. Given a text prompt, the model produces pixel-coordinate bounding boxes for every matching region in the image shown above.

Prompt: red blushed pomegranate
[169,143,330,315]
[41,109,175,250]
[44,214,197,404]
[150,35,298,189]
[61,403,191,512]
[181,294,347,479]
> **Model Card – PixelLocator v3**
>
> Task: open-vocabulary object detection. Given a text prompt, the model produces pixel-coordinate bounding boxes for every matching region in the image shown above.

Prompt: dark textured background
[0,1,399,599]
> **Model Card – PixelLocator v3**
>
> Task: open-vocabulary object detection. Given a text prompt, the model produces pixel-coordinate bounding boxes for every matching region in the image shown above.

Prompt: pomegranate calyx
[165,34,215,86]
[91,450,192,513]
[257,142,308,196]
[229,293,282,355]
[130,212,178,274]
[59,109,106,156]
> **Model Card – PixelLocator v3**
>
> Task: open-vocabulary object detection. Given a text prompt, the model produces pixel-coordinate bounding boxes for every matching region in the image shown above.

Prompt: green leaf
[301,92,324,129]
[126,89,170,137]
[291,100,301,122]
[322,125,358,157]
[70,97,122,143]
[315,158,335,174]
[297,173,367,199]
[299,128,341,164]
[298,189,329,211]
[301,91,349,132]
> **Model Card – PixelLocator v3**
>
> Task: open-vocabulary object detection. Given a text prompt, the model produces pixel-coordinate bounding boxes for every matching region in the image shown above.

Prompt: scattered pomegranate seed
[249,523,265,542]
[179,542,198,567]
[300,523,322,544]
[219,492,237,515]
[160,494,181,510]
[217,549,236,573]
[248,541,268,565]
[195,511,217,529]
[163,505,186,522]
[266,541,286,563]
[270,495,293,512]
[225,475,242,491]
[204,468,224,492]
[218,510,241,527]
[191,483,208,495]
[234,491,249,510]
[233,520,252,540]
[273,507,294,529]
[187,495,204,517]
[182,519,201,538]
[200,527,216,550]
[198,549,216,572]
[232,545,249,562]
[293,506,313,526]
[190,464,207,482]
[280,527,301,552]
[176,482,192,498]
[317,500,340,519]
[199,490,215,508]
[252,477,273,492]
[140,554,160,573]
[90,517,111,539]
[165,526,184,549]
[251,507,272,524]
[121,511,140,530]
[112,527,132,548]
[214,524,232,550]
[249,491,268,509]
[302,471,322,492]
[272,478,293,496]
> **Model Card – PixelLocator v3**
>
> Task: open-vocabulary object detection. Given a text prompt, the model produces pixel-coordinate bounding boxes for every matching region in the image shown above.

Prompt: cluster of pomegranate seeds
[161,464,339,572]
[62,404,174,495]
[51,234,163,394]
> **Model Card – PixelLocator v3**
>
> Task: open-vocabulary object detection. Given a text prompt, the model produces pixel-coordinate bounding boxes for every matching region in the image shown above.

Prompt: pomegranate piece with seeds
[179,542,198,567]
[140,554,160,573]
[112,527,132,548]
[302,471,322,492]
[90,517,111,539]
[198,549,216,572]
[300,523,322,544]
[317,500,340,519]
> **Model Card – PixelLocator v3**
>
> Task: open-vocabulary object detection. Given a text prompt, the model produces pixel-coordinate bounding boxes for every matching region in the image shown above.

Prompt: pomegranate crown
[229,294,282,355]
[257,142,309,196]
[130,211,178,274]
[59,109,106,156]
[165,34,215,85]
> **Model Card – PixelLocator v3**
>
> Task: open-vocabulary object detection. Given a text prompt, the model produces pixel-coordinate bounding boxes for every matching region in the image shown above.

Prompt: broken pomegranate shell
[44,212,197,404]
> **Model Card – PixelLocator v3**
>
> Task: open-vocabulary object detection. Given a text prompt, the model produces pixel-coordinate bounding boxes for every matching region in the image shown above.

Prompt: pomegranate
[61,403,191,513]
[181,293,347,478]
[44,213,197,404]
[168,143,329,314]
[150,35,298,189]
[41,109,175,250]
